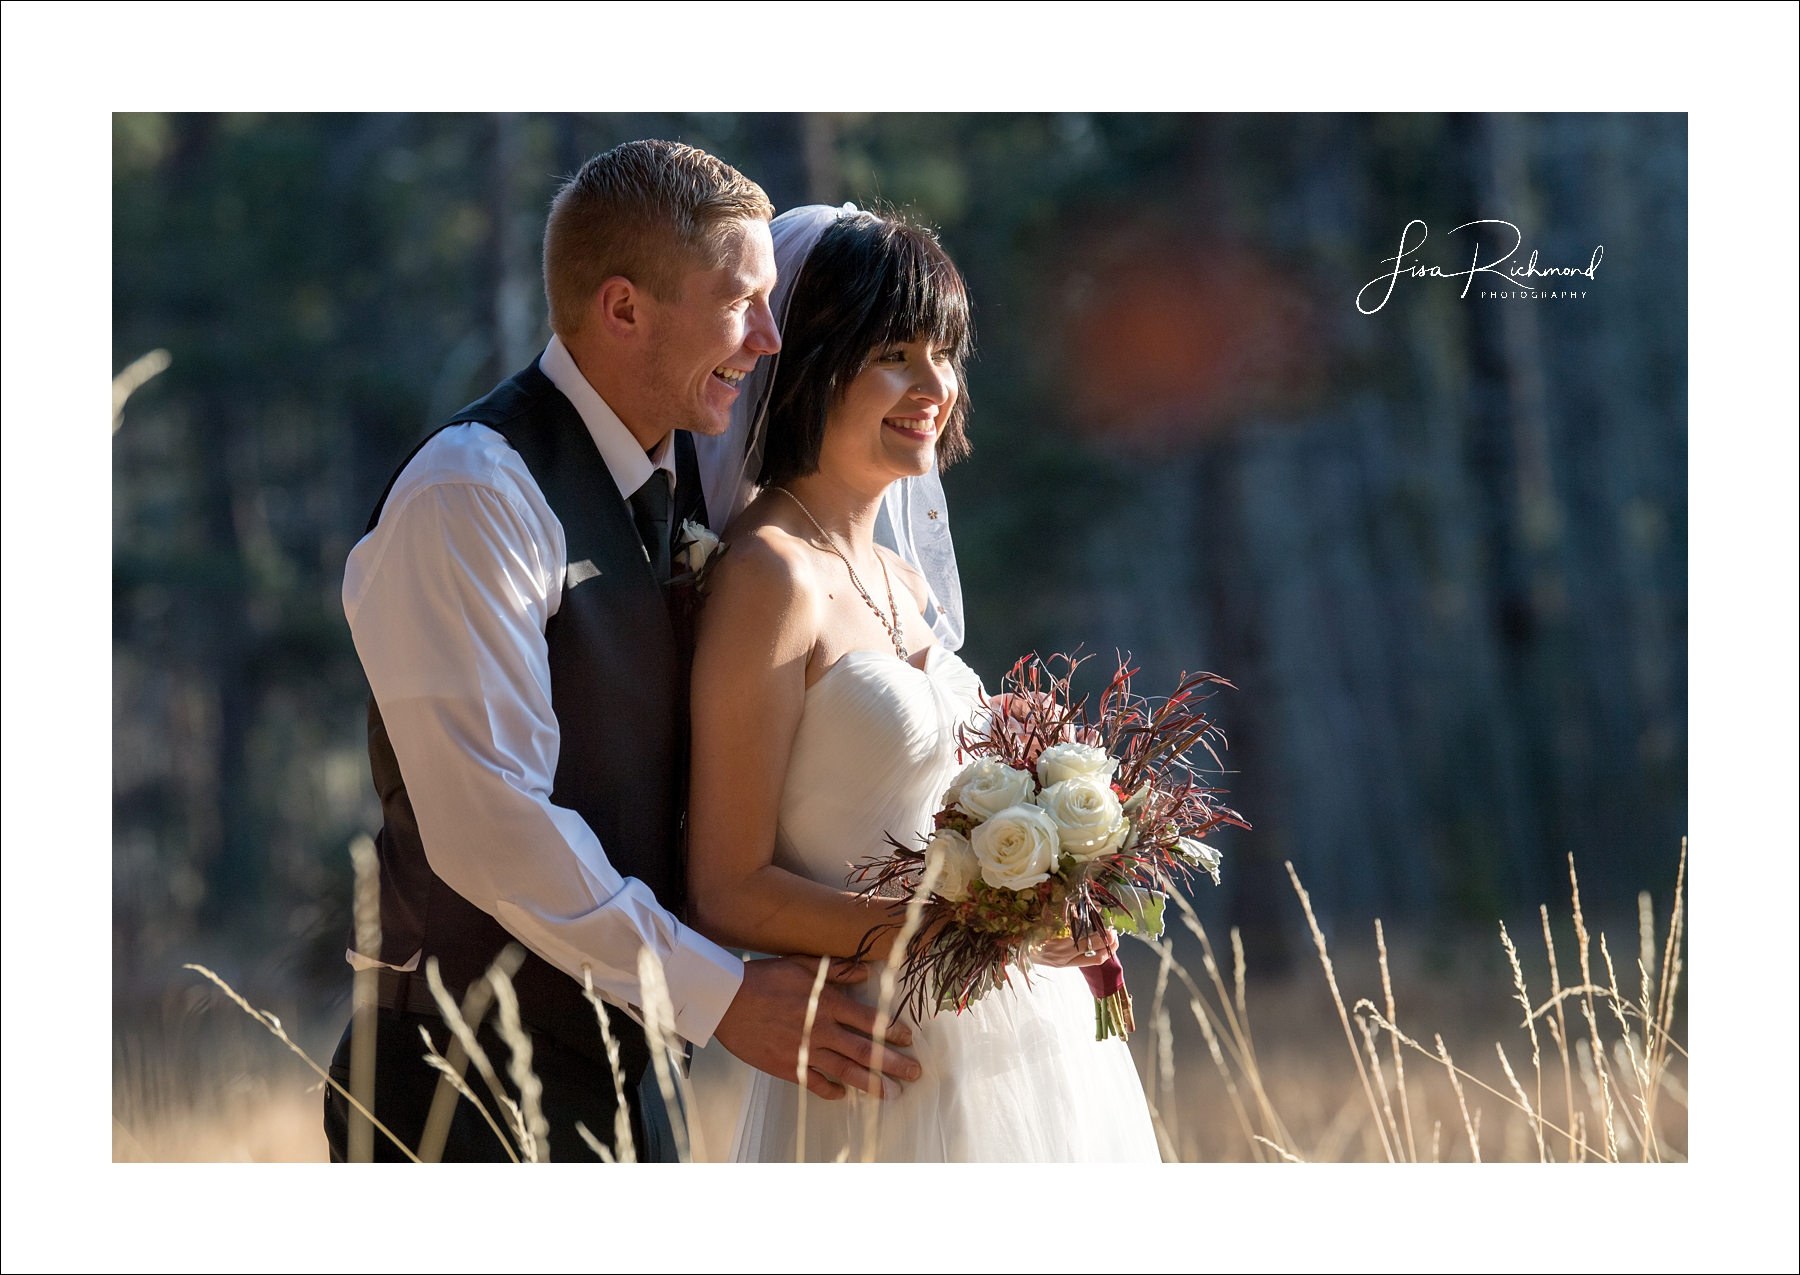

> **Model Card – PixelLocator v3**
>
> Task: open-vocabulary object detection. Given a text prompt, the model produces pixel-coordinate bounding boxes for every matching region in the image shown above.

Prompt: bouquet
[853,654,1248,1041]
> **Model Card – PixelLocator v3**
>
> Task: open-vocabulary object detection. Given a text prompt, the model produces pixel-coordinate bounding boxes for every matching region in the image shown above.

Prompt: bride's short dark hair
[758,211,973,487]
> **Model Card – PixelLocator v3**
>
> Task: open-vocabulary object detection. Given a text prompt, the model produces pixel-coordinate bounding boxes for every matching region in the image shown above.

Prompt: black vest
[360,360,708,1068]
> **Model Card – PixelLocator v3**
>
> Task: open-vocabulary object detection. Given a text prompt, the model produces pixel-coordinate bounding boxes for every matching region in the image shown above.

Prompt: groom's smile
[657,217,780,438]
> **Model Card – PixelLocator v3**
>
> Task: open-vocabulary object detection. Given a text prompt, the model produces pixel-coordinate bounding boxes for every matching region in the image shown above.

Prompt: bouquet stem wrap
[1082,954,1135,1040]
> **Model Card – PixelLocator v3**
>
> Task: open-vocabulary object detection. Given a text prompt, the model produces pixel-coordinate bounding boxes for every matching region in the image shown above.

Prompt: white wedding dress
[721,645,1162,1162]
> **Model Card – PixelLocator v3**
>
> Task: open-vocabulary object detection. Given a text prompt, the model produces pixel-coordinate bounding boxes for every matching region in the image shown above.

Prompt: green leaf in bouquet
[1103,885,1166,940]
[1176,836,1223,885]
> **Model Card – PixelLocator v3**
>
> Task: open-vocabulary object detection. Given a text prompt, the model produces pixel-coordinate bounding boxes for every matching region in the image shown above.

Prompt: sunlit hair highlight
[543,139,773,334]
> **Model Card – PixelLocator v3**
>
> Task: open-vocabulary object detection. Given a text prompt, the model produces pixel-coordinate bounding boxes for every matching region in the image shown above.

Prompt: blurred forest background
[112,114,1686,1155]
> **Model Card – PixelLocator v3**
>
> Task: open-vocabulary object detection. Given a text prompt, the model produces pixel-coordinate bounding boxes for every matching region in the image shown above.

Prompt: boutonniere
[673,519,726,590]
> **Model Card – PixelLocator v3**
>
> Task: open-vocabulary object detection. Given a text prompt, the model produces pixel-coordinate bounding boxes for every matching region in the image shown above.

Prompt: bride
[687,206,1160,1162]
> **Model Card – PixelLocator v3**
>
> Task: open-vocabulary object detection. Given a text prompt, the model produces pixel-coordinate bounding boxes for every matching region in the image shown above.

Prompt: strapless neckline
[807,644,954,697]
[776,644,982,890]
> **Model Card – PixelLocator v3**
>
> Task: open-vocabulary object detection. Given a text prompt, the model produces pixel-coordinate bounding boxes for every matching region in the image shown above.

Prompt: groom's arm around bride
[326,141,918,1163]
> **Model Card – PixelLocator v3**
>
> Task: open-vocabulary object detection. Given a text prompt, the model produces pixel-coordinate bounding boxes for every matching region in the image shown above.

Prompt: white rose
[944,758,1036,822]
[1035,742,1119,789]
[925,828,979,902]
[1038,775,1129,862]
[674,519,721,574]
[970,804,1059,891]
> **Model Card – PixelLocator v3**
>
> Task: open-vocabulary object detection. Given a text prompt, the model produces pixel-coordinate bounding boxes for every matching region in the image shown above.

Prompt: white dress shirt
[342,335,743,1046]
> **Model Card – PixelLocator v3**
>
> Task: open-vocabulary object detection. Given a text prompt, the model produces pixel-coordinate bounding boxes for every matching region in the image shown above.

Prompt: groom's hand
[713,956,921,1101]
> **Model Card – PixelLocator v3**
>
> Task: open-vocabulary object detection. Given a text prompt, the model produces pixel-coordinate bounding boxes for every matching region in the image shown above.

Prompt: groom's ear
[589,274,643,343]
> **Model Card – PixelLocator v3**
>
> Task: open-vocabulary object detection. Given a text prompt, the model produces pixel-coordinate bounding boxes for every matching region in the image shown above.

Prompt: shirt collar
[538,334,676,501]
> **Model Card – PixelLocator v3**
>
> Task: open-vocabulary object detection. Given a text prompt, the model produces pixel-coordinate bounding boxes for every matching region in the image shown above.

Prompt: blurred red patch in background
[1059,238,1320,446]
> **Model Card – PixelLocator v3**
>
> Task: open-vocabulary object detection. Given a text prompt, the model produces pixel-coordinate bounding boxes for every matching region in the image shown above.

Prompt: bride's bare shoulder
[704,509,822,632]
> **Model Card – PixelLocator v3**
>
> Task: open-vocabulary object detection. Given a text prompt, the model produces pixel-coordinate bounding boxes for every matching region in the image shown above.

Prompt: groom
[326,140,920,1161]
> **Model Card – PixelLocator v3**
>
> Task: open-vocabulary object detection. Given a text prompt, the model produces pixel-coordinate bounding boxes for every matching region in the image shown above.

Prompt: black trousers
[323,1007,681,1163]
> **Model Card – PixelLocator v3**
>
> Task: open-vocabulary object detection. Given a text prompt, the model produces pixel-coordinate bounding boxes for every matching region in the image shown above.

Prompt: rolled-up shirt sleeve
[343,435,742,1046]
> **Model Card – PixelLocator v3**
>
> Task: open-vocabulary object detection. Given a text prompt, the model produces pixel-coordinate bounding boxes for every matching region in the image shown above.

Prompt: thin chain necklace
[776,488,908,660]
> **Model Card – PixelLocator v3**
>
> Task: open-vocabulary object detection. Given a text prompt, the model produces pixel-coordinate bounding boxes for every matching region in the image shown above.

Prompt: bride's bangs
[872,233,972,362]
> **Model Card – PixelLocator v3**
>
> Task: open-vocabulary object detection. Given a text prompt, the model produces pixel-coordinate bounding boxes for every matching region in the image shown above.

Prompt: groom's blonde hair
[544,139,773,334]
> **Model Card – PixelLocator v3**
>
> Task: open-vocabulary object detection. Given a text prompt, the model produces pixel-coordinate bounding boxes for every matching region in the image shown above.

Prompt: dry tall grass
[1124,843,1687,1163]
[117,844,1685,1163]
[112,1050,327,1163]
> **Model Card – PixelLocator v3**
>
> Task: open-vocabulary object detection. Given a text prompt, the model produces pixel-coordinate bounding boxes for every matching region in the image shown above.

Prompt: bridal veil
[692,203,966,652]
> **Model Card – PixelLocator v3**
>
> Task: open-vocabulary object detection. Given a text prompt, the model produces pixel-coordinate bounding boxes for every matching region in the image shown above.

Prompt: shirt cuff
[662,924,745,1047]
[344,947,421,972]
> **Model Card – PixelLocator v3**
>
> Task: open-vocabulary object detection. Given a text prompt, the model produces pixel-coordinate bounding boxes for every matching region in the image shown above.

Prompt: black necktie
[629,469,674,583]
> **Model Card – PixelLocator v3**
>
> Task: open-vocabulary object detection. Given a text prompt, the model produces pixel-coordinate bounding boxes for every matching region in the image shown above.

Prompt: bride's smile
[883,407,937,442]
[823,336,958,487]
